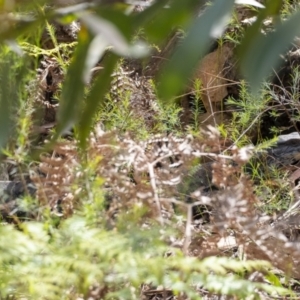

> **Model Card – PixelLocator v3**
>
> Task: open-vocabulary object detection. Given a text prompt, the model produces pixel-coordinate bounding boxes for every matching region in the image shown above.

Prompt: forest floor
[2,1,300,299]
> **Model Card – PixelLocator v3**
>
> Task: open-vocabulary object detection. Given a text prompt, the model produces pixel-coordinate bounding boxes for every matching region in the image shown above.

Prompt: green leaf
[0,59,14,147]
[235,0,265,8]
[55,2,94,15]
[157,0,235,102]
[265,272,283,287]
[0,17,41,42]
[0,52,25,148]
[79,11,131,56]
[263,0,284,16]
[78,54,118,148]
[240,9,300,92]
[133,0,170,29]
[238,0,283,57]
[55,26,92,136]
[141,0,202,43]
[93,7,134,41]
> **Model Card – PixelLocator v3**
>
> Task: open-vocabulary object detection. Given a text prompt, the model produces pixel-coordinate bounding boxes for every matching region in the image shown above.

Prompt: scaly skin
[181,132,300,196]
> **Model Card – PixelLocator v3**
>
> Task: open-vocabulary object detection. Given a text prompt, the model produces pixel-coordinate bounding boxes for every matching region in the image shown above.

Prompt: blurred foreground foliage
[1,0,299,146]
[0,215,281,299]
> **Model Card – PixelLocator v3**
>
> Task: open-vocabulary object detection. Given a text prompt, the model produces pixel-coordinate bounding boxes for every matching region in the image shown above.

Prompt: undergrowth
[1,1,300,300]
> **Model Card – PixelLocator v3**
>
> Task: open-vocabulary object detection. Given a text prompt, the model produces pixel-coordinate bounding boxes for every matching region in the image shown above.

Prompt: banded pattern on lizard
[109,66,158,128]
[33,56,158,132]
[2,132,300,219]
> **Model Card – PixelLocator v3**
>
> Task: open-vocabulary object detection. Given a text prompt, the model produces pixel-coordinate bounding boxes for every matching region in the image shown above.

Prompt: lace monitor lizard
[1,132,300,221]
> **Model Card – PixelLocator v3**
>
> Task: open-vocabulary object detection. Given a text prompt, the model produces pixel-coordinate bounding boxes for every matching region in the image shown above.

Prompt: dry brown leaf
[193,44,232,107]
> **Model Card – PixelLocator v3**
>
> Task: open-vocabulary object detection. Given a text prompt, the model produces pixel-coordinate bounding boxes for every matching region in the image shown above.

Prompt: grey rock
[182,132,300,197]
[0,180,36,221]
[277,132,300,142]
[262,133,300,167]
